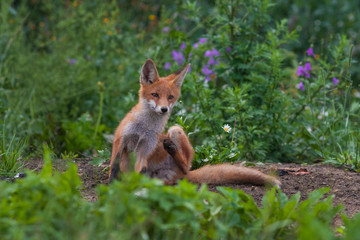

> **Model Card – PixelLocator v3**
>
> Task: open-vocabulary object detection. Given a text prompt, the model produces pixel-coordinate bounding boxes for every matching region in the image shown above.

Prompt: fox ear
[140,59,160,85]
[172,64,190,87]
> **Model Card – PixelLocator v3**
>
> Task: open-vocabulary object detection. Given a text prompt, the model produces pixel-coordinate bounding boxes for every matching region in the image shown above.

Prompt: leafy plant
[0,154,354,239]
[62,112,106,153]
[324,139,360,171]
[342,213,360,240]
[162,0,359,168]
[0,130,25,178]
[0,144,84,239]
[60,150,79,161]
[89,148,111,167]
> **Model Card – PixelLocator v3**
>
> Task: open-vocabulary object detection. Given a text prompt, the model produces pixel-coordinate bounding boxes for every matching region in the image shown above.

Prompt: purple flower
[180,43,186,50]
[297,63,311,78]
[306,48,316,57]
[211,48,220,57]
[164,62,171,70]
[297,66,305,77]
[226,46,232,53]
[304,62,312,72]
[204,50,212,57]
[332,77,339,86]
[298,81,305,91]
[207,57,219,65]
[198,38,207,44]
[204,48,220,58]
[201,65,213,75]
[70,59,76,65]
[172,50,185,65]
[162,27,169,32]
[205,76,210,82]
[193,43,199,48]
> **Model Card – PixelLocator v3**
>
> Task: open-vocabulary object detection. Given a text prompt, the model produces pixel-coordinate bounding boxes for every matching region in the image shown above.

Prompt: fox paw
[163,180,177,185]
[140,167,147,174]
[163,139,177,155]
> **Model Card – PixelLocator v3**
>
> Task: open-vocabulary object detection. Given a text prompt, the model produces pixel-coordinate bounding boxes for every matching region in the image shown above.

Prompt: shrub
[0,155,350,239]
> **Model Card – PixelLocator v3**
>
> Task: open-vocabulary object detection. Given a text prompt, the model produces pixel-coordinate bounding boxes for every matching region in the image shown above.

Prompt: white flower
[222,124,232,133]
[203,158,209,162]
[134,188,148,198]
[354,90,360,98]
[318,108,329,119]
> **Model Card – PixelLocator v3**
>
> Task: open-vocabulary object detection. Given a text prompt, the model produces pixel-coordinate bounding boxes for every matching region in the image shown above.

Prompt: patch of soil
[208,163,360,219]
[23,159,360,218]
[24,159,109,202]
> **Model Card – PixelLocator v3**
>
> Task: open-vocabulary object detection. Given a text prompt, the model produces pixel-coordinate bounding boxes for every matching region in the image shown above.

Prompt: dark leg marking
[140,167,147,174]
[109,164,120,183]
[163,139,177,155]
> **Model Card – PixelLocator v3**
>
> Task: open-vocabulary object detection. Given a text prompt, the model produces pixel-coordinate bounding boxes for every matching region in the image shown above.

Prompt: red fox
[109,59,281,187]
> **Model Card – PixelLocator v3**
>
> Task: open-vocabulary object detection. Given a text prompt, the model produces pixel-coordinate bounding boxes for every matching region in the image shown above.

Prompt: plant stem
[194,82,222,150]
[289,67,334,124]
[231,119,236,147]
[229,1,235,44]
[239,113,255,160]
[93,91,104,140]
[289,84,324,124]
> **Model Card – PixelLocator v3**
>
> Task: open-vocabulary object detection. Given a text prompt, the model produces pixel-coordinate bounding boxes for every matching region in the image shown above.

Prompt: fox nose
[161,107,168,113]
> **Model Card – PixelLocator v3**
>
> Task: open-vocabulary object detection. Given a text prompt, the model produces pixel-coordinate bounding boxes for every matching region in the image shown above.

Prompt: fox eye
[151,93,159,98]
[168,95,174,100]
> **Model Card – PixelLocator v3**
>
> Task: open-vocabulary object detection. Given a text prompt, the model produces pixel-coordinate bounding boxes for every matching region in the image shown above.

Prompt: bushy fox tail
[186,164,281,187]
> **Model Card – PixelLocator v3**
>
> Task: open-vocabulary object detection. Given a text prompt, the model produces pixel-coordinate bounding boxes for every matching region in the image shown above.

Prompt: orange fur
[187,164,280,186]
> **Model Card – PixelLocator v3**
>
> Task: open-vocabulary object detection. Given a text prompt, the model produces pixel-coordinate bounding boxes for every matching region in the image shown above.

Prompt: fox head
[139,59,190,115]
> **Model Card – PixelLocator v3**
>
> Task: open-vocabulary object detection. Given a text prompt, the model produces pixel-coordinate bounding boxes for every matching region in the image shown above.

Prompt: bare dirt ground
[24,159,360,219]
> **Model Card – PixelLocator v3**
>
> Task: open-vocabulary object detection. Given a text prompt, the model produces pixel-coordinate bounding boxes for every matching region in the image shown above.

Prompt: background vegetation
[0,0,360,238]
[1,0,359,167]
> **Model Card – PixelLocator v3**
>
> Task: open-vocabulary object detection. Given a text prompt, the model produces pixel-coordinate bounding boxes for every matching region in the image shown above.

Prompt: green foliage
[89,148,111,167]
[60,150,79,161]
[270,0,360,81]
[62,112,106,153]
[324,138,360,171]
[0,157,356,239]
[0,144,84,239]
[0,130,25,178]
[0,0,359,169]
[342,213,360,240]
[164,0,359,167]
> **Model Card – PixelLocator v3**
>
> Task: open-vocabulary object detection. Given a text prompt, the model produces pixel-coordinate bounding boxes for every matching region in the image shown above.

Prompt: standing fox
[109,59,280,187]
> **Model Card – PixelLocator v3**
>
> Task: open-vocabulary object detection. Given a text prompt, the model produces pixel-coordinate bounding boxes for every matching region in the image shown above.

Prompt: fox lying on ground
[109,59,281,187]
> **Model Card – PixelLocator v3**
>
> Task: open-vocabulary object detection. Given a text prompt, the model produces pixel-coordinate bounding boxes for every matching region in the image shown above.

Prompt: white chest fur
[122,102,169,157]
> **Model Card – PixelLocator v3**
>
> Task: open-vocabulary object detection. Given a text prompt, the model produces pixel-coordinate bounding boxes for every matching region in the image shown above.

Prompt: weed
[0,132,25,178]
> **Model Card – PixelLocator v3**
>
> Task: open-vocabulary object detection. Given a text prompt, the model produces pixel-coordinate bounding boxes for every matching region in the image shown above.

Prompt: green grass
[0,133,25,177]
